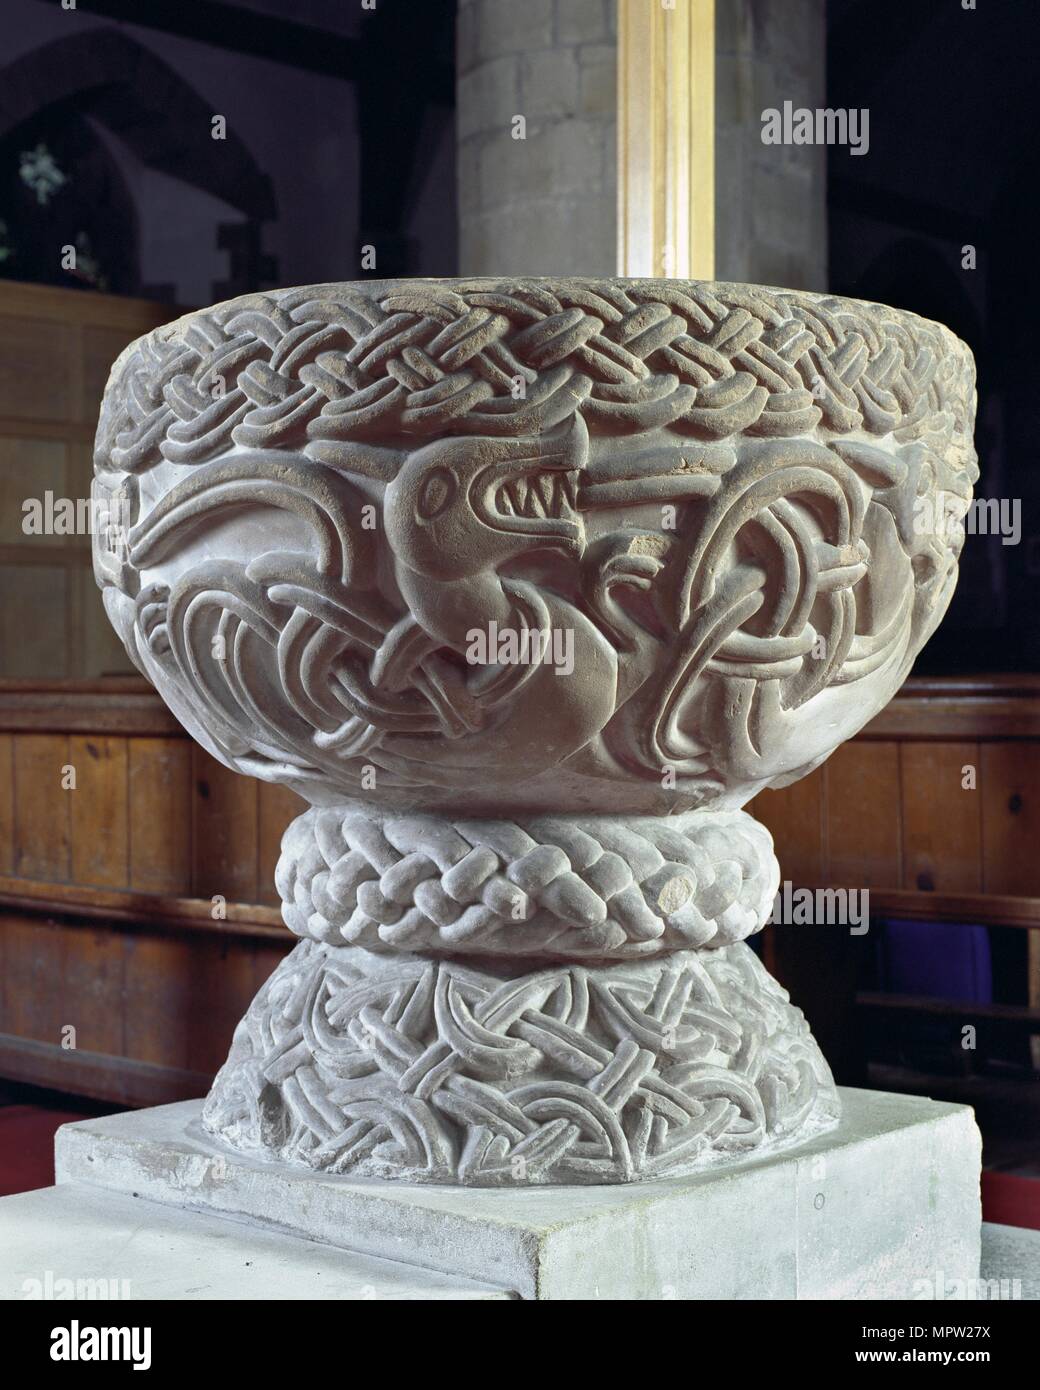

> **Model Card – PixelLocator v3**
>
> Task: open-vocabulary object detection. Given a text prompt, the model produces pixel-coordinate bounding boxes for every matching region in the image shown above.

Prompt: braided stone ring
[93,277,976,1184]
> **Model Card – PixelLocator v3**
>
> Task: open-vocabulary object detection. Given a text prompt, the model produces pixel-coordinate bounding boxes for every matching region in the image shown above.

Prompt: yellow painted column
[617,0,715,280]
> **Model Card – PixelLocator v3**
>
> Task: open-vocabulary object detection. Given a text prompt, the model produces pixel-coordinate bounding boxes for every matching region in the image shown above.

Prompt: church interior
[0,0,1038,1305]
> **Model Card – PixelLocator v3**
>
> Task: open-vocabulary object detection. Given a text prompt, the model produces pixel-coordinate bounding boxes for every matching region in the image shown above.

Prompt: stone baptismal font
[91,277,976,1199]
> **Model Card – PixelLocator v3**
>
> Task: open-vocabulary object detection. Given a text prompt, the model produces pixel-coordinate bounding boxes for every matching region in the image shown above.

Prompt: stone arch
[0,27,276,221]
[0,27,277,298]
[0,103,140,295]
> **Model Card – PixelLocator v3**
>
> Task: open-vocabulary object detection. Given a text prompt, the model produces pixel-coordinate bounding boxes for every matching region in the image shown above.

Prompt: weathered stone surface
[980,1223,1040,1302]
[456,1,617,277]
[92,276,975,1187]
[0,1184,513,1301]
[53,1090,982,1300]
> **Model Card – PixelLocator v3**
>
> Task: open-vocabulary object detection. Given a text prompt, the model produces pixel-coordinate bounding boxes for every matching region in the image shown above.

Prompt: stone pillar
[92,274,977,1191]
[455,0,828,290]
[715,0,828,290]
[456,0,618,276]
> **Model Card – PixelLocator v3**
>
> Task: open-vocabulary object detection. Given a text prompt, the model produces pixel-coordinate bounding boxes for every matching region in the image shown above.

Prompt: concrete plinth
[0,1184,512,1301]
[49,1087,981,1300]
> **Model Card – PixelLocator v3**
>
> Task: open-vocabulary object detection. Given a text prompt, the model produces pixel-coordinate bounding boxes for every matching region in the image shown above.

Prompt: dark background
[0,0,458,303]
[828,0,1039,675]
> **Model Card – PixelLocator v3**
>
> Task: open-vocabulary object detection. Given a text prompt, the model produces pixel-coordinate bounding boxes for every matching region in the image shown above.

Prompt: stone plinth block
[0,1185,513,1301]
[55,1090,981,1300]
[93,278,976,1187]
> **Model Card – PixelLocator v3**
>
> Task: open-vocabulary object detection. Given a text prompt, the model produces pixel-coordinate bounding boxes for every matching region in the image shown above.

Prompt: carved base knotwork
[202,805,839,1186]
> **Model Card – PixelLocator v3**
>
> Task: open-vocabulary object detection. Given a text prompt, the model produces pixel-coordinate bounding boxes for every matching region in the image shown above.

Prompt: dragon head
[383,415,588,580]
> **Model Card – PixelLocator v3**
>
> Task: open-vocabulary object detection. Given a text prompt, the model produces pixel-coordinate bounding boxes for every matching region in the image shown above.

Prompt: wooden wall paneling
[0,283,173,435]
[980,743,1040,1067]
[69,734,129,887]
[59,920,125,1058]
[257,782,306,906]
[750,767,826,993]
[1,915,64,1043]
[1033,932,1040,1070]
[123,931,274,1084]
[82,326,143,422]
[1,911,127,1066]
[0,1035,212,1108]
[0,879,286,938]
[0,891,291,1102]
[0,436,66,544]
[122,933,195,1071]
[751,765,864,1077]
[13,733,71,881]
[980,745,1040,897]
[129,737,192,895]
[0,282,176,682]
[64,434,116,677]
[0,904,5,1035]
[64,552,87,678]
[192,746,259,905]
[0,281,175,333]
[0,315,75,423]
[900,741,982,893]
[0,732,13,875]
[64,438,94,500]
[861,675,1040,741]
[825,740,902,888]
[751,766,826,885]
[185,937,261,1075]
[0,562,68,677]
[79,566,136,677]
[1,669,1036,1103]
[0,679,183,736]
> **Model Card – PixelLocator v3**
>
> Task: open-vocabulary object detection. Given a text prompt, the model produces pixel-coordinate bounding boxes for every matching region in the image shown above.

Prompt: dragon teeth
[497,472,576,520]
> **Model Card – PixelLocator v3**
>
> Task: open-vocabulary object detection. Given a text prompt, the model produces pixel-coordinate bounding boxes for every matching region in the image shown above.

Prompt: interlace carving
[92,278,977,813]
[94,276,976,1183]
[203,938,837,1184]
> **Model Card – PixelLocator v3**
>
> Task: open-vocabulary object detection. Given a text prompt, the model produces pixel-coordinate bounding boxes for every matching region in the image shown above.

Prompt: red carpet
[0,1104,101,1197]
[981,1170,1040,1231]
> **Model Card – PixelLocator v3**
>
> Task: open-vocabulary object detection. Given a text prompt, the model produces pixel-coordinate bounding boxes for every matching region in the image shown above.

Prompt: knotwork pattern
[202,938,837,1184]
[97,277,975,472]
[277,804,778,956]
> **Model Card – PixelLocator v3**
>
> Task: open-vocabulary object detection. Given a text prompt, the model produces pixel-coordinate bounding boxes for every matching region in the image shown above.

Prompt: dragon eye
[417,467,456,519]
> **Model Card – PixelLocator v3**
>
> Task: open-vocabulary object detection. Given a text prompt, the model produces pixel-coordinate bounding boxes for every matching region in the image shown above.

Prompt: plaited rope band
[276,804,779,957]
